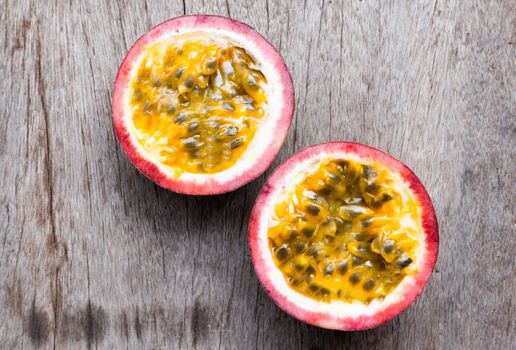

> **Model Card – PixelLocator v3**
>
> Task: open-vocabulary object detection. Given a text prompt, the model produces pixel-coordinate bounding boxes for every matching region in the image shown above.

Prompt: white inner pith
[123,29,284,183]
[256,151,427,322]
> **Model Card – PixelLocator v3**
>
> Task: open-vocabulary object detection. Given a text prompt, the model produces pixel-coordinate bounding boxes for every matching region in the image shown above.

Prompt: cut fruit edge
[112,15,294,195]
[248,142,439,330]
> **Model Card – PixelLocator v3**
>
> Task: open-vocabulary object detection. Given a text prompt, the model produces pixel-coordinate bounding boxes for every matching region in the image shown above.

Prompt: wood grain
[1,0,514,349]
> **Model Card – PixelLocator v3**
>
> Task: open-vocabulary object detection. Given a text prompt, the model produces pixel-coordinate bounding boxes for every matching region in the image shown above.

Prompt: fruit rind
[249,142,438,330]
[112,15,294,195]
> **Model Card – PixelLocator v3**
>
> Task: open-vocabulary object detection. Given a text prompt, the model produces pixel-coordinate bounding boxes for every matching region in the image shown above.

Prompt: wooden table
[1,1,514,349]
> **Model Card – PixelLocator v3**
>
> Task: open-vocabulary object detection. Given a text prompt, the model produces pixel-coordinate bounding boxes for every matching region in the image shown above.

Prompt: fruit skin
[248,142,439,330]
[112,15,294,195]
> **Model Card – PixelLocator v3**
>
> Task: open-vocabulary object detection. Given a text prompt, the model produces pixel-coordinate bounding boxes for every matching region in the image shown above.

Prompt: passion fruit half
[112,15,294,195]
[249,142,438,330]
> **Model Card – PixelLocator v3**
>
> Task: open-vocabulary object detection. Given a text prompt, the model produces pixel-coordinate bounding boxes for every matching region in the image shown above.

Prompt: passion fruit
[249,142,438,330]
[112,15,294,195]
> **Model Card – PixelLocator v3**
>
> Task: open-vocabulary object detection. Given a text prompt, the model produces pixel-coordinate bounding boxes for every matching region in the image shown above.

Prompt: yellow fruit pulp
[129,34,268,174]
[267,158,421,304]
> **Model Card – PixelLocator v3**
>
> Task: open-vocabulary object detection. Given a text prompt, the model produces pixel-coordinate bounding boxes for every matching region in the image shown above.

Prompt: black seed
[188,122,199,132]
[381,192,393,202]
[361,217,375,228]
[275,245,290,261]
[371,200,383,209]
[286,228,298,241]
[307,247,319,258]
[397,257,413,269]
[383,240,395,254]
[224,125,238,136]
[182,136,202,150]
[309,284,320,292]
[352,256,364,266]
[319,288,330,297]
[205,57,217,70]
[305,265,316,275]
[175,112,188,124]
[353,232,368,242]
[184,76,194,89]
[175,66,186,78]
[302,226,315,238]
[366,182,379,194]
[324,216,335,224]
[335,217,351,233]
[337,289,342,297]
[294,261,305,271]
[305,204,320,216]
[178,94,190,106]
[324,235,334,245]
[349,273,361,285]
[363,279,375,291]
[345,197,364,205]
[327,172,340,185]
[337,260,348,274]
[295,243,306,253]
[324,264,334,276]
[335,160,349,170]
[230,137,244,149]
[304,191,320,201]
[189,150,200,159]
[318,184,334,195]
[361,164,377,181]
[222,102,235,110]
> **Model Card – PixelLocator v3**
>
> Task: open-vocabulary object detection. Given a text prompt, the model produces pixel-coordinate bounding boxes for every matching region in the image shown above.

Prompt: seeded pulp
[130,37,268,174]
[267,159,420,304]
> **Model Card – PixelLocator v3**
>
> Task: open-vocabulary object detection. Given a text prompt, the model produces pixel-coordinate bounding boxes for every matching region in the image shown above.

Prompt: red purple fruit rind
[249,142,439,330]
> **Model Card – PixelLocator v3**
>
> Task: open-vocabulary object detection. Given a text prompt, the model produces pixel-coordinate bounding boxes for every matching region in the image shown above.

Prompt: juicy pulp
[267,158,421,304]
[129,34,268,174]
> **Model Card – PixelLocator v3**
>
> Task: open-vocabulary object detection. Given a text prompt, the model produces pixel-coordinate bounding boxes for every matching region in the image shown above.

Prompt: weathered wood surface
[1,0,514,349]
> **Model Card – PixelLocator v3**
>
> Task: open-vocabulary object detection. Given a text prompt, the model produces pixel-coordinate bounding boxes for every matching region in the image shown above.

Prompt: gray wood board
[1,0,514,349]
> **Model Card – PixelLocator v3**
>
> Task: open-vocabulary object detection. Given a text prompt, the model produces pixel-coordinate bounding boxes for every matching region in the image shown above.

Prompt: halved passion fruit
[249,142,438,330]
[112,15,294,194]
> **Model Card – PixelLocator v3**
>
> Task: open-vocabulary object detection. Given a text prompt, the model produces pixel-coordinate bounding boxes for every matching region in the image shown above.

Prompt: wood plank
[0,0,514,349]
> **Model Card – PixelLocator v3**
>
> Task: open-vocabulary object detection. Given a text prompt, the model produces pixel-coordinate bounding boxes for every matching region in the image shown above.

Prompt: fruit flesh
[129,33,268,174]
[267,158,421,304]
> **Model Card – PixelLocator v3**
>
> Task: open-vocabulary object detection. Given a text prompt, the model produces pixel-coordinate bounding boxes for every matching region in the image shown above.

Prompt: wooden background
[1,0,514,349]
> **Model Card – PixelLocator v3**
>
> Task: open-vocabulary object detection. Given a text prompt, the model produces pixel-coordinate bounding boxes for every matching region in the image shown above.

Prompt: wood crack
[36,21,56,244]
[225,0,231,17]
[152,185,167,278]
[265,0,270,33]
[115,0,128,50]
